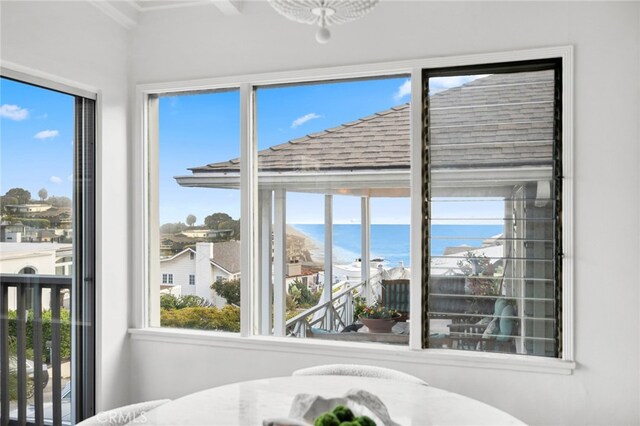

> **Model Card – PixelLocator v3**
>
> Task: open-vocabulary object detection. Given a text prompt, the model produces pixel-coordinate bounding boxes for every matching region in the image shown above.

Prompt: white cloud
[34,130,59,140]
[0,104,29,121]
[50,176,63,184]
[393,79,411,102]
[67,175,73,182]
[291,113,321,129]
[429,75,490,94]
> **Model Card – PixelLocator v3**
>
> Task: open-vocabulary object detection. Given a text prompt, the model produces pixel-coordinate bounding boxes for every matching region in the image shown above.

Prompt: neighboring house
[285,262,320,292]
[28,207,72,228]
[180,229,210,239]
[159,242,241,307]
[160,233,198,256]
[207,229,233,239]
[180,228,234,240]
[5,203,52,213]
[0,242,73,310]
[0,222,38,242]
[431,242,504,277]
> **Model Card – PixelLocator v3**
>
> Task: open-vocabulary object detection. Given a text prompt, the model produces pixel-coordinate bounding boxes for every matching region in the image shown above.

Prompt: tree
[160,222,187,235]
[0,195,18,210]
[38,188,48,202]
[47,196,71,208]
[289,280,320,308]
[186,214,196,227]
[204,212,233,229]
[211,278,241,306]
[5,188,31,205]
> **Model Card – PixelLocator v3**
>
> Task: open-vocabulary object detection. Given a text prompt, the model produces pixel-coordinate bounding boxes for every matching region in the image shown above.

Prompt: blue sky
[0,77,74,200]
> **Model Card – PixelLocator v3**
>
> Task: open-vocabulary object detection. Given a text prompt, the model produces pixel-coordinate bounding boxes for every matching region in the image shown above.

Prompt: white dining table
[133,375,525,425]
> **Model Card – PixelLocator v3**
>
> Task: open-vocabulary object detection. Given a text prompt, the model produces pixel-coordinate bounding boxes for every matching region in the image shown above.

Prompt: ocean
[291,224,504,267]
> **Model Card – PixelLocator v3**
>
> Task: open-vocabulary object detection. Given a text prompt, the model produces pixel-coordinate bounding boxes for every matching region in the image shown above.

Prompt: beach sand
[286,225,322,265]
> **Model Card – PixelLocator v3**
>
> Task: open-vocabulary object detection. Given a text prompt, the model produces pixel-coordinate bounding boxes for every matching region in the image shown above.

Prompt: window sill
[128,328,576,375]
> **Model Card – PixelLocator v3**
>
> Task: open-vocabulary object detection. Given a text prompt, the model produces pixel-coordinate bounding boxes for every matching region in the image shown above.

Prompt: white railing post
[273,189,287,336]
[345,285,354,327]
[361,196,372,304]
[259,189,273,335]
[323,194,333,330]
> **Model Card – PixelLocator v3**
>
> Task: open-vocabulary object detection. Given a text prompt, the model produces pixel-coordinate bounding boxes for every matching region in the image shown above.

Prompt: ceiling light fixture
[269,0,379,44]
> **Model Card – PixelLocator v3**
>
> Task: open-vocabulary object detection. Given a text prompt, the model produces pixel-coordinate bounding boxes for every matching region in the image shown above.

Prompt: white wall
[0,1,132,412]
[129,2,640,425]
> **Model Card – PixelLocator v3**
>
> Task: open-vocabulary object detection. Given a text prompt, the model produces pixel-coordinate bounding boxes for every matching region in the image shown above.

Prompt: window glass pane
[426,69,559,357]
[0,77,76,422]
[154,90,240,332]
[253,77,411,344]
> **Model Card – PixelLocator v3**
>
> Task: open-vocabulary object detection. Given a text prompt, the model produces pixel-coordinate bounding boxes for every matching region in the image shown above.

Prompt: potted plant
[358,301,400,333]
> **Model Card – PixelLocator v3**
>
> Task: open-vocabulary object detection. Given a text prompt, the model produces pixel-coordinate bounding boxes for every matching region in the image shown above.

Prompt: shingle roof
[430,70,554,169]
[190,104,410,173]
[213,240,241,274]
[188,70,554,174]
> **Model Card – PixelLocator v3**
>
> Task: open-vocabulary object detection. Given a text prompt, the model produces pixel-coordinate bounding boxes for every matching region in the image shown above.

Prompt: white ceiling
[89,0,244,29]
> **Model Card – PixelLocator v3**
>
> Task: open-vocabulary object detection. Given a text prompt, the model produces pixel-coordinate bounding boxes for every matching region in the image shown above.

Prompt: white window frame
[189,275,195,286]
[132,46,574,374]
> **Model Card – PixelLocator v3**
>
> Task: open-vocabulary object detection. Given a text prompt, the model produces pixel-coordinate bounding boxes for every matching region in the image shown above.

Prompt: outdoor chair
[77,399,171,425]
[292,363,427,386]
[381,279,410,321]
[448,298,518,353]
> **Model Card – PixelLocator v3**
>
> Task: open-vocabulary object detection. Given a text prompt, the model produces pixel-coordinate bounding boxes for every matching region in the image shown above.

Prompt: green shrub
[211,279,241,306]
[160,294,211,310]
[5,336,36,401]
[7,309,72,362]
[160,305,240,332]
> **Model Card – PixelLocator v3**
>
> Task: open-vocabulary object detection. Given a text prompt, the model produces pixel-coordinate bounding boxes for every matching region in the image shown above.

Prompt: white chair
[292,364,428,386]
[77,399,171,425]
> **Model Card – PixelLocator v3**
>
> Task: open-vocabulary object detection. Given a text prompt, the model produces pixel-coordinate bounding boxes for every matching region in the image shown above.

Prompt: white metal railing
[285,280,366,337]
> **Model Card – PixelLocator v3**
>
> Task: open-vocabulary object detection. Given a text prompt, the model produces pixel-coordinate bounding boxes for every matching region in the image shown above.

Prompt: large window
[252,78,411,343]
[142,53,568,361]
[424,60,562,357]
[149,89,241,332]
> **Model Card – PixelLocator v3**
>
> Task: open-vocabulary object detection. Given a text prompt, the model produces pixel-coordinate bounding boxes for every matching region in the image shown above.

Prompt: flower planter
[359,317,397,333]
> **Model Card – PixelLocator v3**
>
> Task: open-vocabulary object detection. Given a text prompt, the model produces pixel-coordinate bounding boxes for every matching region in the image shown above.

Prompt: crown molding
[88,0,139,30]
[88,0,244,29]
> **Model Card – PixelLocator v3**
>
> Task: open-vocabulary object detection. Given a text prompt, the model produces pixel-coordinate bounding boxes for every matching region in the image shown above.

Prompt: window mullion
[240,83,257,337]
[409,67,424,350]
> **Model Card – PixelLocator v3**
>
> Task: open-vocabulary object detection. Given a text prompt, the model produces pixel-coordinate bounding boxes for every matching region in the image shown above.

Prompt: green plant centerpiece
[314,405,376,426]
[357,300,399,333]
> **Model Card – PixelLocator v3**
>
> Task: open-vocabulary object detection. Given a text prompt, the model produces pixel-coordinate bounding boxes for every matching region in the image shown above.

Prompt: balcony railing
[1,274,71,426]
[286,280,366,337]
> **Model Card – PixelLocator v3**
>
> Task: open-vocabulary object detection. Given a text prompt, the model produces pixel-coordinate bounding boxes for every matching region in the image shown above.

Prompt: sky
[0,74,502,226]
[0,77,74,201]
